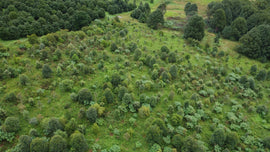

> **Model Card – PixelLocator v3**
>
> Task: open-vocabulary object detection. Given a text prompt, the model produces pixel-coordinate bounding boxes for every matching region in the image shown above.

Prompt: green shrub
[49,135,67,152]
[118,86,128,101]
[161,46,170,53]
[172,134,183,151]
[225,131,239,149]
[19,74,29,86]
[169,65,178,79]
[42,118,63,136]
[3,117,20,133]
[184,15,205,41]
[122,93,133,105]
[0,108,7,120]
[184,2,198,16]
[60,79,74,92]
[181,136,205,152]
[263,136,270,149]
[70,131,88,152]
[4,92,17,103]
[30,137,49,152]
[211,128,226,146]
[104,88,114,104]
[65,118,77,135]
[134,49,142,61]
[77,88,93,104]
[147,9,164,29]
[29,128,39,137]
[256,70,267,81]
[86,107,97,123]
[171,113,182,126]
[110,43,118,52]
[17,135,32,152]
[42,64,52,78]
[111,73,121,87]
[146,124,163,144]
[27,34,39,45]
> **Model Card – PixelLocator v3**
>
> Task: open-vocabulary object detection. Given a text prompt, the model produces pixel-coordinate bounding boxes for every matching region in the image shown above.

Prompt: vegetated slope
[0,0,270,152]
[0,0,136,40]
[206,0,270,61]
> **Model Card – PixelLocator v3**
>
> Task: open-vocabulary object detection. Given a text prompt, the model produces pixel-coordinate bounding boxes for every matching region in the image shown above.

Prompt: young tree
[17,135,32,152]
[104,88,114,104]
[70,131,89,152]
[172,134,183,151]
[210,128,226,146]
[184,2,198,16]
[238,24,270,60]
[86,107,97,123]
[111,73,121,87]
[231,17,248,40]
[42,64,52,78]
[3,117,20,133]
[49,135,67,152]
[184,15,205,41]
[211,9,226,32]
[77,88,93,104]
[147,9,164,29]
[30,138,49,152]
[169,65,178,79]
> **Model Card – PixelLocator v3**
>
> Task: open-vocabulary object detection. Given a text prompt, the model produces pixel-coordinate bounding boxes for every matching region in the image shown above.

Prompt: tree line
[0,0,136,40]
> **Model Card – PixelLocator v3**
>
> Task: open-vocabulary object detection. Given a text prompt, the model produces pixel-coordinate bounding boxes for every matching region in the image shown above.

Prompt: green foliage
[149,143,161,152]
[60,79,74,92]
[225,131,239,149]
[65,118,77,135]
[0,130,15,143]
[86,107,97,123]
[4,92,17,103]
[181,136,206,152]
[77,88,93,104]
[0,108,7,121]
[104,88,114,104]
[42,118,63,136]
[49,135,67,152]
[172,134,183,151]
[184,15,205,41]
[169,65,178,79]
[256,70,267,81]
[3,117,20,133]
[211,9,226,32]
[70,131,88,152]
[210,128,226,146]
[238,24,270,61]
[19,74,29,86]
[17,135,32,152]
[42,64,52,78]
[122,93,133,105]
[111,73,122,87]
[146,124,163,144]
[27,34,39,45]
[171,113,182,126]
[147,9,165,29]
[30,137,49,152]
[184,2,198,16]
[263,136,270,149]
[110,43,118,52]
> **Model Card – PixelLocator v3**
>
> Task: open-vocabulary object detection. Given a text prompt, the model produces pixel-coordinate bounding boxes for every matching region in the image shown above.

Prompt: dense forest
[0,0,270,152]
[0,0,136,40]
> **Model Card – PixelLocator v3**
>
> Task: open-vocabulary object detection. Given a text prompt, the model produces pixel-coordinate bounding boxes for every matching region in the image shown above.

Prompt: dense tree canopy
[238,24,270,61]
[184,15,205,41]
[0,0,136,40]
